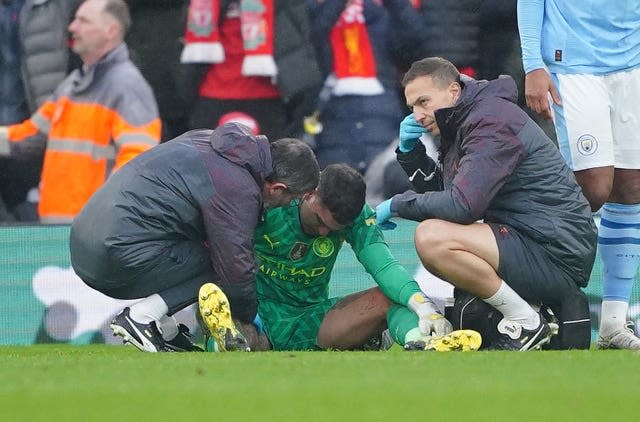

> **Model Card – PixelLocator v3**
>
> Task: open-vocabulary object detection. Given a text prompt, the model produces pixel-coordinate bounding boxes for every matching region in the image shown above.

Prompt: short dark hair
[103,0,131,35]
[402,57,460,89]
[269,138,319,196]
[318,164,365,225]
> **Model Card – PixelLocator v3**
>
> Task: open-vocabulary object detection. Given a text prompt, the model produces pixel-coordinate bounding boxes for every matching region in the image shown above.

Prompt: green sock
[387,304,419,346]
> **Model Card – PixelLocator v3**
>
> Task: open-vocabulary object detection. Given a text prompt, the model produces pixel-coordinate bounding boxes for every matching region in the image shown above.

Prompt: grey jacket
[70,123,272,318]
[393,76,597,286]
[19,0,80,112]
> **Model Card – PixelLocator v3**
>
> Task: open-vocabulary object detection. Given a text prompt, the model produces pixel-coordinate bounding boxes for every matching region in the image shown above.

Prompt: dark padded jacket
[70,123,272,315]
[416,0,482,74]
[392,76,597,286]
[19,0,81,112]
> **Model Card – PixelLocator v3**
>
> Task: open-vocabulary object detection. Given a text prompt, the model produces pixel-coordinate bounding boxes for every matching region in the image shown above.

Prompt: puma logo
[263,235,280,249]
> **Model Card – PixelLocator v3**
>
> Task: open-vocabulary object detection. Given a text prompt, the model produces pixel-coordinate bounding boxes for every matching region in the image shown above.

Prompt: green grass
[1,345,639,421]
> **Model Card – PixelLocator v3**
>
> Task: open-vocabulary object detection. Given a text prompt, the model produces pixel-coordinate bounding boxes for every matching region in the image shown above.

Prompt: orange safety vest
[4,44,160,223]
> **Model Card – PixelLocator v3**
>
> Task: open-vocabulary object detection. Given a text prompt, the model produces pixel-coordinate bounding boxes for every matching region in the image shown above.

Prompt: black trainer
[492,313,554,351]
[110,307,167,352]
[164,324,204,352]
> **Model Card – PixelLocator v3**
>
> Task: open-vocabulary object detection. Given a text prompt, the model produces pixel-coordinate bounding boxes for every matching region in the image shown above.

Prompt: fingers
[549,82,562,106]
[402,113,417,124]
[418,319,431,335]
[402,126,425,139]
[525,69,560,120]
[439,320,453,336]
[420,316,454,337]
[525,95,553,120]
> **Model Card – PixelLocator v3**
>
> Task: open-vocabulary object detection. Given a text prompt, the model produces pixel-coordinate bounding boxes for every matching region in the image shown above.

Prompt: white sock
[129,294,169,324]
[483,281,540,330]
[157,315,179,341]
[599,300,628,336]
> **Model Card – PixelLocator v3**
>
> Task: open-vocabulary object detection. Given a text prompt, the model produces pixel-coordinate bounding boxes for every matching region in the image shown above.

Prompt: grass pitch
[1,345,639,421]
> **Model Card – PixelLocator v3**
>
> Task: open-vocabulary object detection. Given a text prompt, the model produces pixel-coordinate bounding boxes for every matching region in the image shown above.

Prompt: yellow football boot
[198,283,250,352]
[427,329,482,352]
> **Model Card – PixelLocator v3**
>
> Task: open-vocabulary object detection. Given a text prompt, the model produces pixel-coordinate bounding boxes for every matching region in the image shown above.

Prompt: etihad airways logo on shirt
[257,253,327,285]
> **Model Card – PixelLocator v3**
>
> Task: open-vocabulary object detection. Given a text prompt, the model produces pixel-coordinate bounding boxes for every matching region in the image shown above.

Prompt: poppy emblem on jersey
[289,242,309,261]
[312,237,334,258]
[576,134,597,156]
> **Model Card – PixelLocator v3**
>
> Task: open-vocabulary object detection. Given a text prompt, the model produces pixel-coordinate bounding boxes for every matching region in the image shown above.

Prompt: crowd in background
[0,0,541,223]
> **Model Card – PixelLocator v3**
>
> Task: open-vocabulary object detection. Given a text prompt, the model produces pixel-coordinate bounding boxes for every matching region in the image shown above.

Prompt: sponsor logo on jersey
[263,234,280,249]
[289,242,309,261]
[312,237,334,258]
[257,253,327,284]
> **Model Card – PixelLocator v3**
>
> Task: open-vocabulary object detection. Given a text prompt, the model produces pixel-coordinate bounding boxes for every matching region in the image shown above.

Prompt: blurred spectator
[306,0,426,173]
[179,0,322,141]
[477,0,518,81]
[0,0,160,223]
[0,0,81,222]
[414,0,482,78]
[477,0,556,141]
[217,111,259,135]
[364,0,481,203]
[125,0,189,141]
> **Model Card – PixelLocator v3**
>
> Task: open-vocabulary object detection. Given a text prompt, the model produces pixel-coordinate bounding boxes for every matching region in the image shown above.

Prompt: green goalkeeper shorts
[258,297,341,351]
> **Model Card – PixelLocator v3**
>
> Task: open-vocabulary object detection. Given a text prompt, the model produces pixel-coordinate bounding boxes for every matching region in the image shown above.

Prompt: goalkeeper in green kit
[199,164,480,351]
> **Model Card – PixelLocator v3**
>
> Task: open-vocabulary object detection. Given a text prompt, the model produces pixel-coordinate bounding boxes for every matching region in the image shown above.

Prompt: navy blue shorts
[488,223,578,305]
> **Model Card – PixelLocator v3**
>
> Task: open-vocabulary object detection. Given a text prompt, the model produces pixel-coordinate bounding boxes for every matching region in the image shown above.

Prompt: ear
[105,18,122,41]
[301,189,318,202]
[449,82,462,103]
[264,181,288,196]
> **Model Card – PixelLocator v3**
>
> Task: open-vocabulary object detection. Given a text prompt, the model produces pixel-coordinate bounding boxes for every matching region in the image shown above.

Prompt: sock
[598,203,640,332]
[386,303,419,346]
[129,294,170,324]
[483,281,540,330]
[404,327,423,344]
[157,315,179,341]
[599,300,629,336]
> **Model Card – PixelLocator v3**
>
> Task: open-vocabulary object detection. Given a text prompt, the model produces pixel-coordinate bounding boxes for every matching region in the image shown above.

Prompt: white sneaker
[597,322,640,350]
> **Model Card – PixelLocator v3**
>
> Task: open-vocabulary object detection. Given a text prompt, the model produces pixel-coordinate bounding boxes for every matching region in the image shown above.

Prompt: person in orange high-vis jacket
[0,0,160,223]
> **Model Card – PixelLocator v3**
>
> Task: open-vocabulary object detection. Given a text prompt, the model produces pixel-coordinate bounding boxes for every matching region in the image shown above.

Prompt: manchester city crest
[312,237,334,258]
[576,134,597,156]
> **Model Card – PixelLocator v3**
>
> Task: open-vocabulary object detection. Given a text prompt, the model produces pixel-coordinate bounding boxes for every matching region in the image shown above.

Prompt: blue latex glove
[398,114,425,153]
[375,199,397,230]
[253,313,265,334]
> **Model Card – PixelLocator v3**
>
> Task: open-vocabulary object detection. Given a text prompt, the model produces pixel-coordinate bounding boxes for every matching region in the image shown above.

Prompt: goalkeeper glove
[398,114,425,153]
[408,292,453,337]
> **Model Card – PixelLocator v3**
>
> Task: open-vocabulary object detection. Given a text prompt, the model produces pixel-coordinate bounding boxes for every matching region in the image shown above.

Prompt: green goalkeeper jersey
[254,201,421,310]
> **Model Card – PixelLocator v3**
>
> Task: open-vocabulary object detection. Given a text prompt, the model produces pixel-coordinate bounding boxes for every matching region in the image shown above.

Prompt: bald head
[68,0,131,65]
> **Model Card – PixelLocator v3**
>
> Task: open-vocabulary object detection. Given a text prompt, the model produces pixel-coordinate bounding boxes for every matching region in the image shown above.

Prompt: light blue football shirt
[518,0,640,74]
